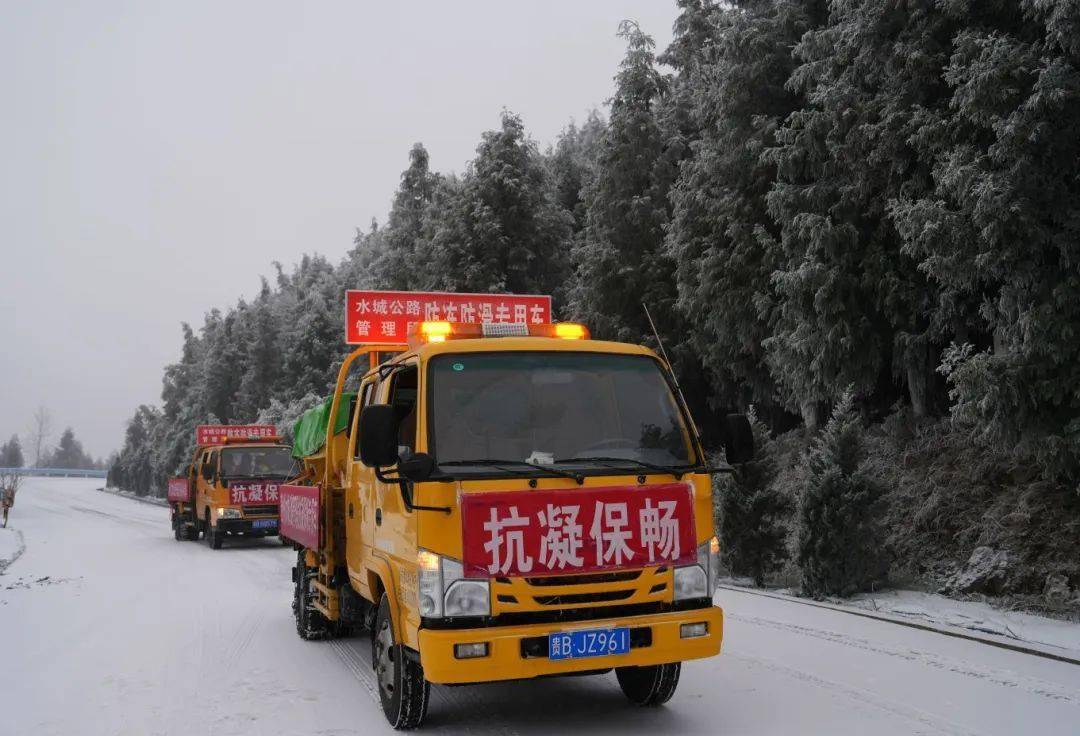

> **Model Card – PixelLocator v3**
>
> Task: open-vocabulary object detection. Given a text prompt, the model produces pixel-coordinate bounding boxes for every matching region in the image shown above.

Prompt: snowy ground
[2,478,1079,736]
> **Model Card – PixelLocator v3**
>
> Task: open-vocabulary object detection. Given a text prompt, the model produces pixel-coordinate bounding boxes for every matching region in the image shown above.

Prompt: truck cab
[283,319,751,729]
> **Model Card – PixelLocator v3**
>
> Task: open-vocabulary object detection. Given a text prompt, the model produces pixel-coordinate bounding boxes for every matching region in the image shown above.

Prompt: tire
[293,551,331,640]
[372,595,428,730]
[184,525,199,541]
[615,663,681,706]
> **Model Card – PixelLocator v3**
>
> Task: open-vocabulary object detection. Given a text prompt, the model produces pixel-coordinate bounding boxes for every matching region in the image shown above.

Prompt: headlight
[674,539,720,601]
[416,551,490,619]
[444,580,491,617]
[673,564,709,600]
[217,507,241,519]
[700,537,720,595]
[418,549,443,617]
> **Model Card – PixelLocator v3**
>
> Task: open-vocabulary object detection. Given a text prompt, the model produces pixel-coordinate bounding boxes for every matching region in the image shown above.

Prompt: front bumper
[216,517,279,535]
[418,605,722,685]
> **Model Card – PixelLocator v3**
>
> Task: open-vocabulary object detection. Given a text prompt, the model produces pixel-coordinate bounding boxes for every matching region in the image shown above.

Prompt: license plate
[548,627,630,660]
[252,519,278,530]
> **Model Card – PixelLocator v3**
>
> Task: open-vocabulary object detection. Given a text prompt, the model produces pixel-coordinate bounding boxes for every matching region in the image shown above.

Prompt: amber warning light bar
[408,321,589,348]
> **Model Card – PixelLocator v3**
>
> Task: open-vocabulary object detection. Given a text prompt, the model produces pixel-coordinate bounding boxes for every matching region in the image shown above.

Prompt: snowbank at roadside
[719,579,1080,658]
[0,526,25,572]
[97,486,168,507]
[843,588,1080,655]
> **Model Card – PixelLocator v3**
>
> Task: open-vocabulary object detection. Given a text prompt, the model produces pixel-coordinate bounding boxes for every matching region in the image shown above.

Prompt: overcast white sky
[0,1,678,460]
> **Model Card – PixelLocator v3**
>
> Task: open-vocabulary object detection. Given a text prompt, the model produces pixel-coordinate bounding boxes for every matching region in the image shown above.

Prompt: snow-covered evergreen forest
[109,1,1080,603]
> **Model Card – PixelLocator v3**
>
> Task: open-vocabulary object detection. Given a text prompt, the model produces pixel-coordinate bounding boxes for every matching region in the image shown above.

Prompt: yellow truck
[168,425,296,548]
[280,314,752,729]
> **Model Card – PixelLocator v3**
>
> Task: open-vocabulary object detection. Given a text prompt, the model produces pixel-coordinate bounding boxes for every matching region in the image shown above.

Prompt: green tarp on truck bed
[291,392,355,459]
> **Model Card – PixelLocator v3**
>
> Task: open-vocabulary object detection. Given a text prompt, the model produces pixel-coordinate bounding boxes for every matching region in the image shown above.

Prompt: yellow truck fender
[366,556,404,641]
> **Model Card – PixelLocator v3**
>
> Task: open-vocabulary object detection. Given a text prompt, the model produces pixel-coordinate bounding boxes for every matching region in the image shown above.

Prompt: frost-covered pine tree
[432,111,572,302]
[715,407,790,586]
[569,21,680,345]
[666,0,824,411]
[796,390,886,598]
[0,435,24,468]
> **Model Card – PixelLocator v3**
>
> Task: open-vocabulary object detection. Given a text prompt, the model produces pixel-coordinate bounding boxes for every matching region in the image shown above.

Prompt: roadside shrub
[797,390,887,598]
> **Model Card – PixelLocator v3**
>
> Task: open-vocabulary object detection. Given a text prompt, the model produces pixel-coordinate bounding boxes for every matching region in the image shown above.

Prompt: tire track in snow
[328,637,381,704]
[68,504,160,530]
[726,651,981,736]
[730,612,1080,706]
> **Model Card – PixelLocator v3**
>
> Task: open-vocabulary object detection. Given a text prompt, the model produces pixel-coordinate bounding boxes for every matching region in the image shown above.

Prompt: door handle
[375,508,382,526]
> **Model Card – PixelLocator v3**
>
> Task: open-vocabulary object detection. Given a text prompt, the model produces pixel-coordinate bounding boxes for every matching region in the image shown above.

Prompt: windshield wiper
[438,459,584,485]
[554,456,693,480]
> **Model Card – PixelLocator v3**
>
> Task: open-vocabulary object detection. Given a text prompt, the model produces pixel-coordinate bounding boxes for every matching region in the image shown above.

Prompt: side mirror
[398,452,435,482]
[722,414,755,465]
[359,405,400,468]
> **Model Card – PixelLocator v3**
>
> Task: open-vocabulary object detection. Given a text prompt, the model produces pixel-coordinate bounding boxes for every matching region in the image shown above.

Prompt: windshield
[428,352,696,469]
[220,447,296,479]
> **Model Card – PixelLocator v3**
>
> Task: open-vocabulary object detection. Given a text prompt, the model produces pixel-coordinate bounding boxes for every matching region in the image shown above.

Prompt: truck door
[346,376,378,577]
[197,450,215,515]
[373,363,419,581]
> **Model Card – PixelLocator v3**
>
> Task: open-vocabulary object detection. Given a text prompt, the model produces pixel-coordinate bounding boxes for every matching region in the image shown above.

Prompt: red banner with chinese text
[460,484,696,578]
[196,425,277,446]
[167,478,190,503]
[345,290,552,345]
[227,481,281,505]
[279,484,320,549]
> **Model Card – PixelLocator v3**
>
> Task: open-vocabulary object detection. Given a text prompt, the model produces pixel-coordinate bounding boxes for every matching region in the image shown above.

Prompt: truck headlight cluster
[674,538,720,601]
[217,507,242,519]
[417,550,490,619]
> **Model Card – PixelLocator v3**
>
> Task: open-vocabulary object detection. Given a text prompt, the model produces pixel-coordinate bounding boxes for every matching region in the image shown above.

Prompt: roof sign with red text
[196,424,278,446]
[345,290,552,345]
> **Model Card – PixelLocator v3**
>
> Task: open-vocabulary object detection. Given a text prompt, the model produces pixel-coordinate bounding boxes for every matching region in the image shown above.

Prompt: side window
[353,379,377,460]
[389,366,419,455]
[360,379,375,407]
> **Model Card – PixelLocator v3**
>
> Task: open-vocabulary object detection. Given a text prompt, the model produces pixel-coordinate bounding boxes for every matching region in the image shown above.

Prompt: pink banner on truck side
[167,478,190,503]
[280,484,320,548]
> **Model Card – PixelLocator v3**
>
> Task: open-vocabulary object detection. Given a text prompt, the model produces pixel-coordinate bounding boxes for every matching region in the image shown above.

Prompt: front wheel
[616,663,681,706]
[372,595,428,730]
[205,511,222,550]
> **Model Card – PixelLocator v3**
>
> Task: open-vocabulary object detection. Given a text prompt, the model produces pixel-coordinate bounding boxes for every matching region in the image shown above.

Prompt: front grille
[492,566,670,615]
[243,505,279,517]
[526,571,640,587]
[422,599,711,630]
[534,590,634,606]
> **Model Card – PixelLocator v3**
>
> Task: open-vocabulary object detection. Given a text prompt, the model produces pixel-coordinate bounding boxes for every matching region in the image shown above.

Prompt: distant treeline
[112,1,1080,495]
[1,430,105,471]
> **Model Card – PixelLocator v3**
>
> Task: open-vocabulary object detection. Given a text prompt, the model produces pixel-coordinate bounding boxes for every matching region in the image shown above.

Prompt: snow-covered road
[1,478,1077,735]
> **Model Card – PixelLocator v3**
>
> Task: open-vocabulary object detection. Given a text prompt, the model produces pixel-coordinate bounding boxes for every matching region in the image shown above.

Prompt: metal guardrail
[0,467,108,479]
